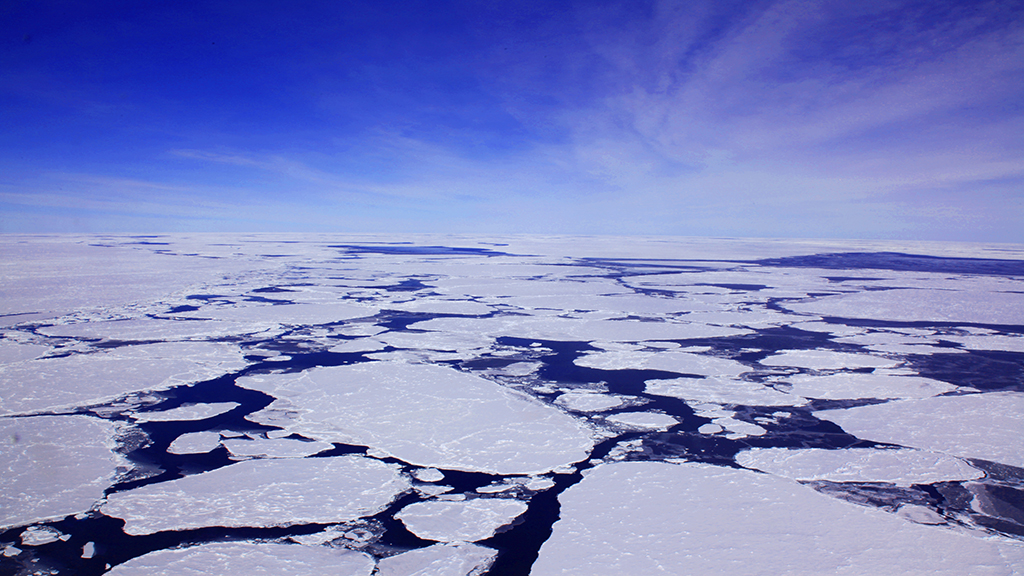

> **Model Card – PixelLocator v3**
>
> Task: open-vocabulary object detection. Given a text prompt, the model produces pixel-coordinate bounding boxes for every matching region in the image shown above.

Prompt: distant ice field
[1,234,1022,575]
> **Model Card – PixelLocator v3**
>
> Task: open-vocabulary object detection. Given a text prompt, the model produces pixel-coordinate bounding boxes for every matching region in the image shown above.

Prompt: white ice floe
[37,317,271,342]
[167,431,222,454]
[760,349,900,370]
[132,402,239,423]
[943,334,1024,353]
[645,376,803,406]
[395,498,529,542]
[574,350,750,377]
[689,404,768,439]
[412,468,445,482]
[532,461,1024,576]
[175,302,377,325]
[101,455,408,535]
[222,436,333,459]
[385,298,494,316]
[604,412,677,431]
[555,393,623,412]
[1,415,121,529]
[0,341,50,364]
[816,392,1024,468]
[240,362,595,475]
[737,447,983,485]
[0,341,247,416]
[784,288,1024,325]
[105,542,375,576]
[376,542,497,576]
[785,372,955,400]
[410,315,750,344]
[20,526,67,546]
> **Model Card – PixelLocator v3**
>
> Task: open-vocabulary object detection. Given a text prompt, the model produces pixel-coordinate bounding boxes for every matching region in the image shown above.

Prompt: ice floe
[101,455,408,535]
[737,447,984,484]
[816,392,1024,468]
[240,361,595,475]
[784,372,955,400]
[376,542,497,576]
[645,376,803,406]
[555,392,624,412]
[132,402,239,423]
[222,436,333,459]
[760,349,901,370]
[0,342,247,415]
[604,412,677,431]
[1,415,121,529]
[167,431,222,454]
[532,461,1024,575]
[395,498,529,542]
[105,542,375,576]
[784,288,1024,325]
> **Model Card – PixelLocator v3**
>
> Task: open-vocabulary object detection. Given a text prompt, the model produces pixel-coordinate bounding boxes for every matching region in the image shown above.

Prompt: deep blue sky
[2,0,1022,241]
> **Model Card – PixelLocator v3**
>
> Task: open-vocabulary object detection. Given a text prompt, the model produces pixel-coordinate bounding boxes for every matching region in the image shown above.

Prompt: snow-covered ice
[101,455,408,535]
[737,447,984,484]
[105,542,376,576]
[532,461,1024,575]
[240,362,596,475]
[395,498,529,542]
[376,542,497,576]
[1,415,121,529]
[816,392,1024,468]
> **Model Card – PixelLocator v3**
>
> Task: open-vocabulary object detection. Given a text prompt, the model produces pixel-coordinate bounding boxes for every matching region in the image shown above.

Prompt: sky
[1,0,1022,241]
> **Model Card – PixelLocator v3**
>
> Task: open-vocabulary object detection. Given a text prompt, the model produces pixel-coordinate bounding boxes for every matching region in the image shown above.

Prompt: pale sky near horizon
[2,1,1022,242]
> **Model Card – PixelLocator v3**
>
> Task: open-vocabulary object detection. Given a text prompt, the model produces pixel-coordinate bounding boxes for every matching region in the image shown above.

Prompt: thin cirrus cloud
[0,0,1021,240]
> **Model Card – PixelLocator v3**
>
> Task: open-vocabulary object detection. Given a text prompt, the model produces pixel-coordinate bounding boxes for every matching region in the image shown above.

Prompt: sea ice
[783,288,1024,325]
[104,542,375,576]
[760,349,900,370]
[395,498,529,542]
[785,372,955,400]
[101,455,408,535]
[222,436,333,459]
[0,342,247,416]
[1,415,121,529]
[167,431,222,454]
[816,392,1024,468]
[132,402,239,423]
[19,526,66,546]
[555,392,623,412]
[736,447,983,484]
[574,350,750,377]
[531,461,1024,575]
[604,412,677,431]
[645,376,803,406]
[410,315,750,344]
[240,361,595,475]
[375,542,497,576]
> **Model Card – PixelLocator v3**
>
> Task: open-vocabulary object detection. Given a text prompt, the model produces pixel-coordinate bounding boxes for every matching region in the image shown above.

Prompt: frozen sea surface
[1,234,1023,575]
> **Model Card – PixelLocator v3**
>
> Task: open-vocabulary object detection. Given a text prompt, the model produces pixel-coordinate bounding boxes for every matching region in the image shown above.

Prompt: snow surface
[532,461,1024,576]
[376,542,496,576]
[167,431,222,454]
[105,542,375,576]
[784,288,1024,325]
[132,402,239,422]
[1,415,121,529]
[737,447,984,484]
[0,342,246,415]
[784,372,955,400]
[240,361,595,475]
[604,412,678,431]
[816,392,1024,468]
[395,498,529,542]
[101,455,408,535]
[645,376,803,406]
[760,349,900,370]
